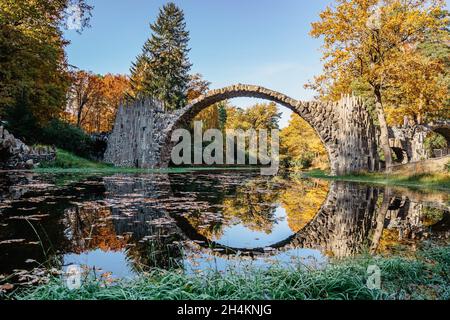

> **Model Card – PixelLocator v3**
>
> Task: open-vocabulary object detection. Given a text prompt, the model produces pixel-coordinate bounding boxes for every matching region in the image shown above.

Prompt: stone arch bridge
[105,84,380,175]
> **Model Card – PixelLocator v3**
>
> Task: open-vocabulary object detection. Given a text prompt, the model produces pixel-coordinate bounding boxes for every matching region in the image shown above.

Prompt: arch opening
[391,147,408,164]
[161,85,333,172]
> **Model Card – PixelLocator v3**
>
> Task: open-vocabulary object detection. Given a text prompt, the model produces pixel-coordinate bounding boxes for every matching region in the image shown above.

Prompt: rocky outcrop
[0,126,56,169]
[389,121,450,163]
[104,98,179,168]
[105,84,380,175]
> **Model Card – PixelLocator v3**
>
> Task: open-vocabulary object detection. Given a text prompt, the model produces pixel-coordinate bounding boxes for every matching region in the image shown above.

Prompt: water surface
[0,171,448,280]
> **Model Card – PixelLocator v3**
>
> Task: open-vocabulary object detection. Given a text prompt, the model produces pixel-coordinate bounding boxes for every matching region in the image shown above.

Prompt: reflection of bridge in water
[1,171,449,276]
[101,173,450,261]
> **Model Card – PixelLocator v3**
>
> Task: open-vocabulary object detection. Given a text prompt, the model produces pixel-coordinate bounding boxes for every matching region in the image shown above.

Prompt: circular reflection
[169,173,330,250]
[1,171,449,282]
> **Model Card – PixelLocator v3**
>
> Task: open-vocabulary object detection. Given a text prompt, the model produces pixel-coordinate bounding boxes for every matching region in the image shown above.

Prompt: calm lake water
[0,171,449,280]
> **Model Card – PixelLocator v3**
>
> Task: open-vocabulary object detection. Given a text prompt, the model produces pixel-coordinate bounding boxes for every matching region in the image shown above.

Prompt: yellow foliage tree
[225,102,281,131]
[280,114,329,170]
[307,0,449,168]
[384,49,449,125]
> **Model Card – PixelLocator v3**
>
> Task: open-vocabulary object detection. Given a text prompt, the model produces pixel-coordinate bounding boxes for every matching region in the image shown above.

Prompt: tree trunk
[76,110,82,128]
[374,87,393,170]
[370,187,392,253]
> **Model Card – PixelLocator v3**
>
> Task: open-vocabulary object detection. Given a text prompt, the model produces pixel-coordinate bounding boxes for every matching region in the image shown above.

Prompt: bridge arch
[105,84,380,175]
[160,84,333,170]
[427,123,450,158]
[158,84,379,175]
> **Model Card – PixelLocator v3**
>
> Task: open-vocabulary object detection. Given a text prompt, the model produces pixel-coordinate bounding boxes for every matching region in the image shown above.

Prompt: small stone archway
[388,121,450,162]
[391,147,409,164]
[428,123,450,158]
[105,84,380,175]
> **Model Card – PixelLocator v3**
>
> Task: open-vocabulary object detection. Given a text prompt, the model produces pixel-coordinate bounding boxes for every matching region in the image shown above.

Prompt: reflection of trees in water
[221,180,279,235]
[279,178,330,232]
[174,174,331,240]
[287,182,381,258]
[287,182,450,258]
[2,171,450,278]
[171,174,282,239]
[376,195,450,254]
[169,173,450,259]
[63,206,130,253]
[62,202,184,272]
[0,174,106,275]
[102,175,184,271]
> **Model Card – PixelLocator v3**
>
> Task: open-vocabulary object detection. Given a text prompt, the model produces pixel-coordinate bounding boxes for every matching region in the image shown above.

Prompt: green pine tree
[218,102,228,131]
[129,2,192,111]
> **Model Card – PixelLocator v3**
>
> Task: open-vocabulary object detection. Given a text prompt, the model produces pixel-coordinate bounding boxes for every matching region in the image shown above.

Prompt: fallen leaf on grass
[0,283,14,291]
[25,259,37,264]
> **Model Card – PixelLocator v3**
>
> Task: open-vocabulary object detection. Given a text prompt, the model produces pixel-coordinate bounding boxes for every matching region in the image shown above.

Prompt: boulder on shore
[0,126,56,169]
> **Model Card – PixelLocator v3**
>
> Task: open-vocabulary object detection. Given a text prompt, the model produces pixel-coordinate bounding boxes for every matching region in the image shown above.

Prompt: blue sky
[64,0,448,128]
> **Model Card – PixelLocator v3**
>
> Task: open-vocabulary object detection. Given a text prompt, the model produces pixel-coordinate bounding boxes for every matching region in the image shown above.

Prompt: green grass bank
[38,148,111,169]
[37,149,450,190]
[8,245,450,300]
[304,170,450,190]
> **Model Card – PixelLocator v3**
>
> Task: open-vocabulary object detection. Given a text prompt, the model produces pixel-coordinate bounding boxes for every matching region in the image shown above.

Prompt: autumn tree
[384,49,449,125]
[225,102,281,131]
[65,71,130,133]
[280,114,329,170]
[66,70,103,128]
[129,2,191,111]
[99,74,130,131]
[0,0,92,123]
[187,73,210,101]
[307,0,449,168]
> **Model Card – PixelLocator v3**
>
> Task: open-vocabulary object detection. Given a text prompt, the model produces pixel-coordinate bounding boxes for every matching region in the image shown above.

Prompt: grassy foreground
[9,245,450,300]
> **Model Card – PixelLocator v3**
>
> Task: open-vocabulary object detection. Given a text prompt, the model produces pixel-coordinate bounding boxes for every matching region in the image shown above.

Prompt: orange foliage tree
[64,71,130,133]
[307,0,449,168]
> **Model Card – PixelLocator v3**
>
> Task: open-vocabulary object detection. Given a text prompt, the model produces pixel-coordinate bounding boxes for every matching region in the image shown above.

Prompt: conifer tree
[129,2,192,111]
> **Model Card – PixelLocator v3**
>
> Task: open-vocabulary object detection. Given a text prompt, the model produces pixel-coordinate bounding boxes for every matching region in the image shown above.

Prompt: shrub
[424,132,447,156]
[3,90,107,160]
[39,119,99,160]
